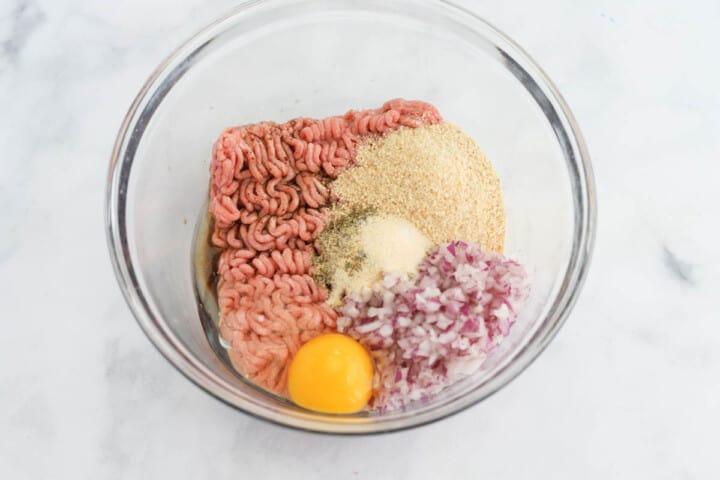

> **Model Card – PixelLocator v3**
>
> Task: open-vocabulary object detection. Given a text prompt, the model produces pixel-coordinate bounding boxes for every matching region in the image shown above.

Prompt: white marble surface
[1,0,719,478]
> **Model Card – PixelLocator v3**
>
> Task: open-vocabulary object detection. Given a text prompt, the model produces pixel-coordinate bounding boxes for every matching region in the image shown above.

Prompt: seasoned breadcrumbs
[332,122,506,252]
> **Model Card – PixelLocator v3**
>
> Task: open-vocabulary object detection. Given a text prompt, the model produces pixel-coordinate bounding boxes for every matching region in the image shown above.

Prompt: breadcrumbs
[332,122,505,252]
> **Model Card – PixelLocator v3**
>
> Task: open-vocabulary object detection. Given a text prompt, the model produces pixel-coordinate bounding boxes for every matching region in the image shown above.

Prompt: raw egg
[287,333,373,414]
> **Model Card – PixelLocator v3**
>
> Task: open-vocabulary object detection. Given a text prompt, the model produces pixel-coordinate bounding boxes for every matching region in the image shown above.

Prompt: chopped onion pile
[337,241,529,410]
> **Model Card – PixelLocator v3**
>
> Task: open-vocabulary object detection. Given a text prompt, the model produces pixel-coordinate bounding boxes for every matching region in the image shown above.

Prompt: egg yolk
[287,333,373,414]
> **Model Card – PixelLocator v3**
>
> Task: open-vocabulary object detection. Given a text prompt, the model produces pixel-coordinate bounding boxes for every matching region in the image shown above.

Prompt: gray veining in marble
[0,1,45,69]
[663,245,696,285]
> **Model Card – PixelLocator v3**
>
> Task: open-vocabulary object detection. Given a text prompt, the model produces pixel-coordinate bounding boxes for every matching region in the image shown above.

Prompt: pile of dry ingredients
[332,122,506,251]
[314,209,431,305]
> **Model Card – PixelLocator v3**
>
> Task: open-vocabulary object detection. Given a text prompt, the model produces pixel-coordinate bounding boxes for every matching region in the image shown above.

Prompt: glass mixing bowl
[106,0,596,433]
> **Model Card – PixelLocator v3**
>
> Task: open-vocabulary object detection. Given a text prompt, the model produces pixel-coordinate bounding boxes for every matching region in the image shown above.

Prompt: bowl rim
[106,0,597,434]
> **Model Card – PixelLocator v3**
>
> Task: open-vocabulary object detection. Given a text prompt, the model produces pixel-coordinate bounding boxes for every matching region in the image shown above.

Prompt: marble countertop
[2,0,719,478]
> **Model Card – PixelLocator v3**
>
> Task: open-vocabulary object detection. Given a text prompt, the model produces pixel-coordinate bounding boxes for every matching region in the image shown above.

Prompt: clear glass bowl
[106,0,596,433]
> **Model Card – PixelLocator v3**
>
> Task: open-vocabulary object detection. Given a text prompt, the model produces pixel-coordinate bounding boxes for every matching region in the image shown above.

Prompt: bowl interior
[109,0,593,433]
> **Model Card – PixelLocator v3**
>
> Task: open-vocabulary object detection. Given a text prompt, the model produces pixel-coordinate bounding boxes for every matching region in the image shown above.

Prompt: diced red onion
[337,241,529,411]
